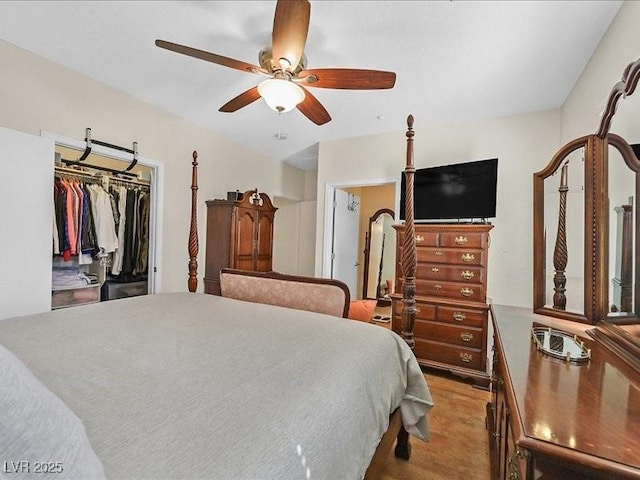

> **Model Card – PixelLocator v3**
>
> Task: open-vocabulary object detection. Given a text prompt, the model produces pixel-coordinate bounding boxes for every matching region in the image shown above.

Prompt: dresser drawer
[416,264,484,283]
[439,232,487,249]
[417,247,485,266]
[414,339,483,371]
[393,299,436,319]
[411,231,439,247]
[414,320,483,349]
[415,279,486,302]
[437,305,487,328]
[392,299,436,335]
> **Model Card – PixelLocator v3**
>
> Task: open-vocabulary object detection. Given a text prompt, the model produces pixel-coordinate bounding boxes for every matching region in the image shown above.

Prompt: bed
[0,116,430,480]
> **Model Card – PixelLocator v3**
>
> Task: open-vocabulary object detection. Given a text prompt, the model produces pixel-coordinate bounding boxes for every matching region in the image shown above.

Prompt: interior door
[0,127,54,319]
[331,188,360,298]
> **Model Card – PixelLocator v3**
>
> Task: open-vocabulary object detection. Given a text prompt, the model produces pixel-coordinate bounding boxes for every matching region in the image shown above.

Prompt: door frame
[41,130,164,294]
[322,177,401,279]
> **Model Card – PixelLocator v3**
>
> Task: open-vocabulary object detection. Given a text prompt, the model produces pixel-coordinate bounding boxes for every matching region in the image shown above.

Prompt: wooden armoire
[204,190,277,295]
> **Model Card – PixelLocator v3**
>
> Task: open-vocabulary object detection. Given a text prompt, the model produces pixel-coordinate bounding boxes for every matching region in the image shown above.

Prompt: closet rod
[54,166,150,188]
[109,177,150,188]
[54,166,101,180]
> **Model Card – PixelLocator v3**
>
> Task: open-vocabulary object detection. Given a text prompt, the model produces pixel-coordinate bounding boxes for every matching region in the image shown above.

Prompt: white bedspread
[0,293,432,480]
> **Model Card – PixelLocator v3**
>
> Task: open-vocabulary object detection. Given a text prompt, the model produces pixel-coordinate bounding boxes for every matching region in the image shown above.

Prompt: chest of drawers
[391,223,493,387]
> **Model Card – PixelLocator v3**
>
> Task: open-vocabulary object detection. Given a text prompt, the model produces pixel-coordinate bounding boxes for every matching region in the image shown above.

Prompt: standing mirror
[362,209,396,304]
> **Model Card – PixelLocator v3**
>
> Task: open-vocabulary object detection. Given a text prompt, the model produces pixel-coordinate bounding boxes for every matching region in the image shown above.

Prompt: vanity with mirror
[487,58,640,480]
[362,208,396,306]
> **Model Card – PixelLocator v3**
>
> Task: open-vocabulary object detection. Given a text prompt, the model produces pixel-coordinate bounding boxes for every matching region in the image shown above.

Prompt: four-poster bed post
[401,114,417,349]
[188,150,199,293]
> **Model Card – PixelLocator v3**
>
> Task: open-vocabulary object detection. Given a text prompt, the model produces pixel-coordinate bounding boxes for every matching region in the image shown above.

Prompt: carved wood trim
[188,150,199,293]
[596,57,640,138]
[401,114,417,348]
[235,188,278,212]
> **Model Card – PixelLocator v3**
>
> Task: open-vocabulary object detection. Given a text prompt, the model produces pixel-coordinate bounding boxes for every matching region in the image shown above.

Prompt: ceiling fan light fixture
[258,78,305,113]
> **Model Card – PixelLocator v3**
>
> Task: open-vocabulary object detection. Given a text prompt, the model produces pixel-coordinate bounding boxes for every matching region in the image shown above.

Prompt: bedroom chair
[219,268,350,318]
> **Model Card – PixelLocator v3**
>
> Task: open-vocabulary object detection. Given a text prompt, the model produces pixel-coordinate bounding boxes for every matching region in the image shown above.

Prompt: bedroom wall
[561,0,640,144]
[0,39,307,294]
[557,1,640,313]
[314,110,562,308]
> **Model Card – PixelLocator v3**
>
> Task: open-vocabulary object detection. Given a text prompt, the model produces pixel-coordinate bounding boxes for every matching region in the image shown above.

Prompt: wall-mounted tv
[400,158,498,222]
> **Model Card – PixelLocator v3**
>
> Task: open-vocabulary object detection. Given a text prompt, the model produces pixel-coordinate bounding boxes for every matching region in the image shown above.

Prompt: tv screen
[400,158,498,221]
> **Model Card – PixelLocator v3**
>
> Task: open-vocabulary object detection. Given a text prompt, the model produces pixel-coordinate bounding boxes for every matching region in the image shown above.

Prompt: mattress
[0,292,432,480]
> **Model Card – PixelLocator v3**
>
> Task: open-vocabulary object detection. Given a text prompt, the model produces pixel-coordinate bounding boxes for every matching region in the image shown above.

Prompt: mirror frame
[533,57,640,325]
[362,208,395,301]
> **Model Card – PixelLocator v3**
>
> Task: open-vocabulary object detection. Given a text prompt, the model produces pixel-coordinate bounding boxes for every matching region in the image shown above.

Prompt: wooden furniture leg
[395,425,412,460]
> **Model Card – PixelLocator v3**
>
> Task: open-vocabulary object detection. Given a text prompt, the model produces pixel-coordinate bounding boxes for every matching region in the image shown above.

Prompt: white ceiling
[0,1,622,170]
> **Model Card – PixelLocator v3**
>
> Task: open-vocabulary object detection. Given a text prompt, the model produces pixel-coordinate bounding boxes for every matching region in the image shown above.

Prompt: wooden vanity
[487,304,640,480]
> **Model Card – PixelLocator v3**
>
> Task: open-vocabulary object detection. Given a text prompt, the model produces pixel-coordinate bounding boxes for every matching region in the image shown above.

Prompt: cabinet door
[255,212,274,272]
[234,208,257,270]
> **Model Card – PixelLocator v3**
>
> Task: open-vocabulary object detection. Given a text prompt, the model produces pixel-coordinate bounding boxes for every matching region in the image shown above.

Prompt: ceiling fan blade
[298,68,396,90]
[219,86,262,113]
[155,39,267,75]
[297,87,331,125]
[271,0,310,72]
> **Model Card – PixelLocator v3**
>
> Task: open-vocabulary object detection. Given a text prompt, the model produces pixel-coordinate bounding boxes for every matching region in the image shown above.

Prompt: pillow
[348,299,377,322]
[0,343,106,480]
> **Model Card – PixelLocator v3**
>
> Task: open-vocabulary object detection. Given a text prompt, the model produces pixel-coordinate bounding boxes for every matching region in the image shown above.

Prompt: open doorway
[323,177,400,300]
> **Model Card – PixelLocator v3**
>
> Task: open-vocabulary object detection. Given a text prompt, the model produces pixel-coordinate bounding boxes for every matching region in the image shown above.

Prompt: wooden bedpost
[394,115,417,462]
[188,150,199,293]
[401,115,417,349]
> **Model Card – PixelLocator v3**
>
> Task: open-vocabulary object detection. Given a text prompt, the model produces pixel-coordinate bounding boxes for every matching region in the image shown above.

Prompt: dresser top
[491,304,640,474]
[394,223,493,233]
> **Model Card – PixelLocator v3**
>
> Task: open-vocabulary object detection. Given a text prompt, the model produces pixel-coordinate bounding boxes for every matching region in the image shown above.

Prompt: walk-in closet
[51,135,157,309]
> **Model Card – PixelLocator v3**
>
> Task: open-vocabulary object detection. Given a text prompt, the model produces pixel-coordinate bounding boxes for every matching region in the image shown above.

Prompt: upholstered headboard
[219,268,351,318]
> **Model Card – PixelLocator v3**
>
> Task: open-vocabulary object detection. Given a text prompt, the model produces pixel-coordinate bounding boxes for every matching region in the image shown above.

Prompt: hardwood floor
[381,369,491,480]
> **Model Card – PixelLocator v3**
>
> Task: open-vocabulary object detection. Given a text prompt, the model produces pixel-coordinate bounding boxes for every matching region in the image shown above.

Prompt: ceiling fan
[155,0,396,125]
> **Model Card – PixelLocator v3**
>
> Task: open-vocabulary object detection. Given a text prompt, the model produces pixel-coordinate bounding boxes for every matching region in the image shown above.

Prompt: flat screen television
[400,158,498,222]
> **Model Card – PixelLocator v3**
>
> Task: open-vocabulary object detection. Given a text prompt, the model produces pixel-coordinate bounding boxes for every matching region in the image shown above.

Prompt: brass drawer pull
[415,235,424,244]
[431,267,440,273]
[434,284,442,290]
[461,270,474,280]
[461,253,475,263]
[435,251,444,256]
[461,287,474,297]
[460,332,474,342]
[455,236,468,245]
[452,312,466,322]
[460,353,473,363]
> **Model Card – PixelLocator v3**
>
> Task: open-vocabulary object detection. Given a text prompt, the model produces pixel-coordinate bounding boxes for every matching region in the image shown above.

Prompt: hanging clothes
[52,172,150,283]
[111,185,127,275]
[86,183,118,255]
[136,192,150,274]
